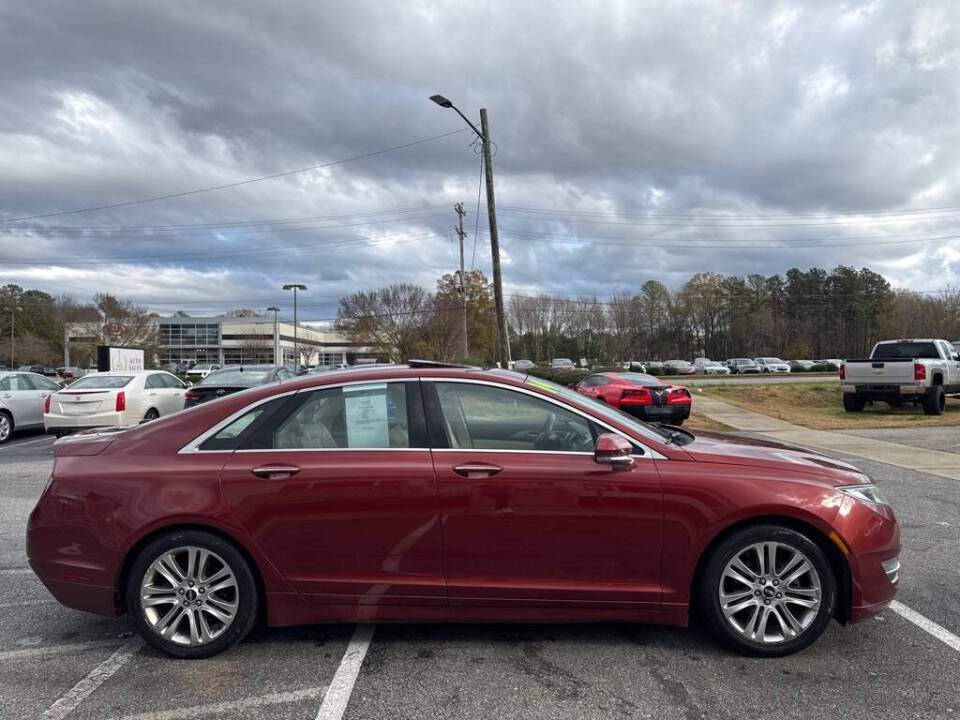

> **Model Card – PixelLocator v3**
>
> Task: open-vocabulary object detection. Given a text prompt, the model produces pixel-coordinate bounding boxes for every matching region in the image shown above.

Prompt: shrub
[660,365,678,375]
[645,364,664,375]
[525,366,591,386]
[789,365,806,373]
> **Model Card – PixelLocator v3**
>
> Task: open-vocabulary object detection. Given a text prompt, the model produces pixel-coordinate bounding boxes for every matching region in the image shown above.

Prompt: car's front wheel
[699,525,836,657]
[126,530,258,659]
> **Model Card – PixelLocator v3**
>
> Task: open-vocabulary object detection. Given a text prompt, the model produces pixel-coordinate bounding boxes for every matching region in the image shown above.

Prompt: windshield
[68,375,133,389]
[199,369,272,386]
[525,376,671,443]
[872,342,939,359]
[759,357,783,363]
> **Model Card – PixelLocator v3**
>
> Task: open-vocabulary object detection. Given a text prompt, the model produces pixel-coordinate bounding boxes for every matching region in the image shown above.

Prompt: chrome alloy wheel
[140,546,239,646]
[719,541,822,644]
[0,414,10,442]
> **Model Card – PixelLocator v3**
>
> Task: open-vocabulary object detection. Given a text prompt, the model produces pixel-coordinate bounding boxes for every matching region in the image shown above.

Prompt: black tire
[698,525,836,657]
[922,385,945,416]
[0,411,12,444]
[885,398,903,408]
[842,392,864,412]
[126,529,258,659]
[143,408,160,422]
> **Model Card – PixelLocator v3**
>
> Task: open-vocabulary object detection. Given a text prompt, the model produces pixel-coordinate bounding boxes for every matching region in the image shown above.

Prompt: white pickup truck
[840,339,960,415]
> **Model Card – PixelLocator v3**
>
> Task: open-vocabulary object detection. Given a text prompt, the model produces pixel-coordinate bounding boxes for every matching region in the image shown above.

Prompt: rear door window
[243,381,426,450]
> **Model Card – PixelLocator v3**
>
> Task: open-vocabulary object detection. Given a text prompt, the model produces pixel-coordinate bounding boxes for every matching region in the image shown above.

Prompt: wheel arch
[115,522,267,618]
[689,514,852,624]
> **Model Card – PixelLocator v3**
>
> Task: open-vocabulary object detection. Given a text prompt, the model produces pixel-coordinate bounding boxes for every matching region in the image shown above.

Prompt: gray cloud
[1,0,958,319]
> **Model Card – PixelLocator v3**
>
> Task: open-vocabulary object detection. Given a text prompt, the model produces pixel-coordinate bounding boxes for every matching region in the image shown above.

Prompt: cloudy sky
[1,0,958,321]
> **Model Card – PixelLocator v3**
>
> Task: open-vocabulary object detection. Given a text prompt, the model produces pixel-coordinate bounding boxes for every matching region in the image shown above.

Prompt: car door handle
[453,464,503,478]
[251,465,301,480]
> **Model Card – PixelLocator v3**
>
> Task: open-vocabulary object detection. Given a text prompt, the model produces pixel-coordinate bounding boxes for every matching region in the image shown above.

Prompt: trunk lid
[53,389,116,416]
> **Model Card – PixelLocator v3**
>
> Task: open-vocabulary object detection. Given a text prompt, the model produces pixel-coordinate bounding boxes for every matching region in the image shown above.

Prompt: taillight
[839,363,845,380]
[668,387,692,404]
[621,388,651,405]
[44,394,51,413]
[184,390,201,400]
[914,363,926,381]
[115,391,126,412]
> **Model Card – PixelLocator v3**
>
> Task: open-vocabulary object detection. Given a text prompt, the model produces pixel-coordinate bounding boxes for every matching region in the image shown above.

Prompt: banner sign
[97,346,145,372]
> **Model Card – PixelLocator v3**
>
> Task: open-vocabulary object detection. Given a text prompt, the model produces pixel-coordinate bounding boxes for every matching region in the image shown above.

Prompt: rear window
[199,369,271,386]
[615,373,661,387]
[872,342,939,359]
[68,375,133,389]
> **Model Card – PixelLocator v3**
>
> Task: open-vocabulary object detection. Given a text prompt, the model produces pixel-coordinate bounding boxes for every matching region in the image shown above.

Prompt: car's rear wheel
[842,392,864,412]
[699,525,836,657]
[126,530,257,659]
[0,412,12,444]
[143,408,159,422]
[922,385,945,416]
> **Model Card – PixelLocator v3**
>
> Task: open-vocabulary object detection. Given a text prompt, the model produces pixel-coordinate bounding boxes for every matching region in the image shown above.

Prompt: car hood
[682,430,869,485]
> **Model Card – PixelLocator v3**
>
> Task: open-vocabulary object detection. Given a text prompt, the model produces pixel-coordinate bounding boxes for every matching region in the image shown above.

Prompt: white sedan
[186,364,222,380]
[45,371,187,436]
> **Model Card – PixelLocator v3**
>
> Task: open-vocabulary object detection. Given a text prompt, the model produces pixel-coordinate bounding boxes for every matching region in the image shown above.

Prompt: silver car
[0,371,61,443]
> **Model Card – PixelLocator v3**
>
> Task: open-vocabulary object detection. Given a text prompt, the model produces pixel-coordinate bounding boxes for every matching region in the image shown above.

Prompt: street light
[430,93,511,368]
[266,306,280,365]
[282,284,307,371]
[8,303,20,369]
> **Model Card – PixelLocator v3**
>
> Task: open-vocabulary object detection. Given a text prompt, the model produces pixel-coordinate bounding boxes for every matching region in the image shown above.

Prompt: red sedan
[577,372,692,425]
[27,363,900,659]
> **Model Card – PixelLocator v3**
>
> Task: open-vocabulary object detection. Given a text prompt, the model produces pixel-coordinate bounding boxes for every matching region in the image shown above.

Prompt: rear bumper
[620,404,691,423]
[45,412,124,433]
[29,567,118,616]
[841,384,926,396]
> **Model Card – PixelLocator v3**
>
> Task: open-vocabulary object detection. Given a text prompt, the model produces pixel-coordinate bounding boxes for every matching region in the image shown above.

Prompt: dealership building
[66,315,378,368]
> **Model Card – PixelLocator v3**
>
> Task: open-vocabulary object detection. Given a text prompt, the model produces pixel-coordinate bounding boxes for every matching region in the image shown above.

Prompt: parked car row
[511,357,841,375]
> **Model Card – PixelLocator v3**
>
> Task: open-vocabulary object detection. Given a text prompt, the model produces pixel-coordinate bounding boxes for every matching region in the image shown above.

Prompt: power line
[0,128,470,224]
[499,203,960,221]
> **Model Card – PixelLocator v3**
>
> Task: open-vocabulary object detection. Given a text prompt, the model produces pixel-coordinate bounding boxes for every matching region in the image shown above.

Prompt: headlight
[837,483,889,506]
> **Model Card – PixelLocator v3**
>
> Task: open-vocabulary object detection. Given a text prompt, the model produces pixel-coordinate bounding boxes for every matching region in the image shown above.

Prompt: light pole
[430,94,511,368]
[266,306,280,365]
[9,303,20,368]
[282,284,307,371]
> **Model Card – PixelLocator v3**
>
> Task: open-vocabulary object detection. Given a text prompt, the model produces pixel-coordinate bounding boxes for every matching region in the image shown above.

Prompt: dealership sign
[97,346,144,372]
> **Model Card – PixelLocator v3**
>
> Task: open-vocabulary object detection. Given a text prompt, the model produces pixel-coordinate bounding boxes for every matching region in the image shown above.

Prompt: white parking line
[315,624,375,720]
[107,686,328,720]
[0,638,124,662]
[0,598,55,608]
[0,435,55,451]
[0,567,34,575]
[891,601,960,653]
[41,636,143,720]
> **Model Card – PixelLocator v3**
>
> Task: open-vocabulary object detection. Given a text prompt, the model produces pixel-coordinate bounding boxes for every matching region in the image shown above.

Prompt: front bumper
[833,496,901,622]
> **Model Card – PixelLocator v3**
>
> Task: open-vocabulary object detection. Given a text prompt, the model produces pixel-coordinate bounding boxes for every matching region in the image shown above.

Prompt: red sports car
[27,363,900,659]
[576,372,692,425]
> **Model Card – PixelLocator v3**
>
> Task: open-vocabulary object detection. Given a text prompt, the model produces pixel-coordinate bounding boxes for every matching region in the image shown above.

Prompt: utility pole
[429,95,511,368]
[454,202,469,358]
[480,108,511,368]
[773,292,781,357]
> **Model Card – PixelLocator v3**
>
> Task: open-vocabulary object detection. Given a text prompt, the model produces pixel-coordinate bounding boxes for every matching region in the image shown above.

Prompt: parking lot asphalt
[0,431,957,719]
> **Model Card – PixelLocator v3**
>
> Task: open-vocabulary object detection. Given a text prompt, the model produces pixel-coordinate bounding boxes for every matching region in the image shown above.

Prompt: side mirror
[594,433,635,470]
